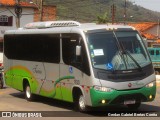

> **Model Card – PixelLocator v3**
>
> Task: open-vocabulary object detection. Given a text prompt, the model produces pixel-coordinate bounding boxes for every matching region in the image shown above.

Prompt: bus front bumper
[90,85,156,107]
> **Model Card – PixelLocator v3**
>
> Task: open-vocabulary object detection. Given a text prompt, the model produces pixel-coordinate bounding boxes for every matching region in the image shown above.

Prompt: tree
[97,12,109,24]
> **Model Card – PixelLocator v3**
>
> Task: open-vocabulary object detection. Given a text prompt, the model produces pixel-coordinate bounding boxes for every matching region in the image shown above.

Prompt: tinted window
[62,33,90,75]
[149,50,154,55]
[62,34,78,65]
[4,34,60,63]
[156,50,159,55]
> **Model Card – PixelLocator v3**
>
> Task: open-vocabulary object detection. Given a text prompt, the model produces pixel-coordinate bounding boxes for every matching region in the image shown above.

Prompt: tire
[75,93,88,112]
[25,83,34,101]
[127,102,141,110]
[0,78,3,89]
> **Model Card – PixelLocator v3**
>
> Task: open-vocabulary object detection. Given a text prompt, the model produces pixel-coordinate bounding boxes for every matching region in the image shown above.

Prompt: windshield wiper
[113,31,128,70]
[121,47,142,71]
[113,31,142,71]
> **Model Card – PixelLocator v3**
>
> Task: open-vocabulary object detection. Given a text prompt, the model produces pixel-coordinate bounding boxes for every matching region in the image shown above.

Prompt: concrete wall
[0,7,34,38]
[145,25,160,38]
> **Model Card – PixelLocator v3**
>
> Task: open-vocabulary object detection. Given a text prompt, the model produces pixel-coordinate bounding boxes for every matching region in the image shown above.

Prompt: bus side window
[150,50,154,55]
[62,33,78,65]
[62,33,90,76]
[156,50,159,55]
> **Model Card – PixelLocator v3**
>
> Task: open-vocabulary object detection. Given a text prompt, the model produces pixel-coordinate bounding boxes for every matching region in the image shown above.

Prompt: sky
[131,0,160,12]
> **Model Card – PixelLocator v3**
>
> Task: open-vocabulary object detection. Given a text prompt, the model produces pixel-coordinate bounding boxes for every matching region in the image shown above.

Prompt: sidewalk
[156,75,160,87]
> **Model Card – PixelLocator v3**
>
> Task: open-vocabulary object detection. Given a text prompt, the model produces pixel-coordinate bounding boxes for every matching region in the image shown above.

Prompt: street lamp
[15,0,22,28]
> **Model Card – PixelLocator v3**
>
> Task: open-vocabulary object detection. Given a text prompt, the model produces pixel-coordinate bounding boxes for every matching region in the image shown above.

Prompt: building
[128,22,160,47]
[0,0,56,50]
[34,5,56,22]
[0,0,36,40]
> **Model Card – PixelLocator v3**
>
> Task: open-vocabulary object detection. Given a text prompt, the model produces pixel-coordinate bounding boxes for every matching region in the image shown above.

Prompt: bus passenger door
[60,33,85,102]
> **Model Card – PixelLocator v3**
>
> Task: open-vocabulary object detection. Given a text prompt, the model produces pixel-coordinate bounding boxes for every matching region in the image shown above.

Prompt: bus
[3,21,156,111]
[148,47,160,74]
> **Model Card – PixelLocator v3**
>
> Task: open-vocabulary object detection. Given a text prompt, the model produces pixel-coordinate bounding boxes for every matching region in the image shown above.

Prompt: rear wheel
[25,83,34,101]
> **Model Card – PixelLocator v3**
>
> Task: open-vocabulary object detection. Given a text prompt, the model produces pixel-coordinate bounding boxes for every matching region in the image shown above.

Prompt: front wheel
[74,93,89,112]
[25,83,34,101]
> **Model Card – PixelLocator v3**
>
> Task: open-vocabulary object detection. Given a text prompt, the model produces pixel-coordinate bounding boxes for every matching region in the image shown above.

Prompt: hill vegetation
[34,0,160,23]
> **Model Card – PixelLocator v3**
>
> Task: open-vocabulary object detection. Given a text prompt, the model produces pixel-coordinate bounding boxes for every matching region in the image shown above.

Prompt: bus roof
[5,21,135,34]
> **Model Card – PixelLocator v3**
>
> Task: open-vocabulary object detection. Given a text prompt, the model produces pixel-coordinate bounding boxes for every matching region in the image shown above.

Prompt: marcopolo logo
[128,81,144,88]
[128,83,132,87]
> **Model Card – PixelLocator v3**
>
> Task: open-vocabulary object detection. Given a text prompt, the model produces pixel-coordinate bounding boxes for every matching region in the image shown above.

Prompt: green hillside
[43,0,160,23]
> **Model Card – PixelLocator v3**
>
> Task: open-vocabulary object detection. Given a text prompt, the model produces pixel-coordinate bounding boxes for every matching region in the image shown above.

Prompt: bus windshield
[87,30,151,71]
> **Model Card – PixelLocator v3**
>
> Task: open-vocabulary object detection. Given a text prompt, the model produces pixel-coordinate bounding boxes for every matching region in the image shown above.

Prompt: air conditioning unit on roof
[24,21,81,29]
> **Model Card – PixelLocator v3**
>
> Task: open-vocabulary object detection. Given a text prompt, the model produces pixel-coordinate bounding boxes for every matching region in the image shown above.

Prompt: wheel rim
[79,95,86,110]
[26,86,31,98]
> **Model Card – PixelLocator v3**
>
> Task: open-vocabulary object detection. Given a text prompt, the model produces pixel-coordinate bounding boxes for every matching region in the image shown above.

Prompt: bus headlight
[94,86,114,92]
[145,81,156,88]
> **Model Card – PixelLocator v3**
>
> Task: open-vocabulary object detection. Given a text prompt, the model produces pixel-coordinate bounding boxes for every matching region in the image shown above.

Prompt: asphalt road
[0,83,160,118]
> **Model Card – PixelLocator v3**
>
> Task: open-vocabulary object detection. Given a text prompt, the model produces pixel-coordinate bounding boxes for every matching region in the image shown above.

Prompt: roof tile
[128,22,157,32]
[129,22,157,39]
[0,0,36,7]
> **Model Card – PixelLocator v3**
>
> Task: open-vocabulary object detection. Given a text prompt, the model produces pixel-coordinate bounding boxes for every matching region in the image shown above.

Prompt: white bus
[4,21,156,111]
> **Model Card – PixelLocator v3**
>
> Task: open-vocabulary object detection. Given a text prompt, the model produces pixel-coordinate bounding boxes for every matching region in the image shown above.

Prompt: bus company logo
[128,83,132,87]
[32,65,42,74]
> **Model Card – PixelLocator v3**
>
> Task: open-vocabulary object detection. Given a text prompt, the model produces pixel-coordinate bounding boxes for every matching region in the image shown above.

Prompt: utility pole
[124,0,127,25]
[15,0,22,28]
[40,0,43,21]
[30,0,43,21]
[111,4,116,24]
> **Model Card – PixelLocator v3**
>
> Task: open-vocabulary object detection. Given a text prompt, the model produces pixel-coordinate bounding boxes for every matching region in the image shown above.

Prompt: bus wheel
[76,93,88,112]
[25,83,33,101]
[127,102,141,110]
[0,79,3,89]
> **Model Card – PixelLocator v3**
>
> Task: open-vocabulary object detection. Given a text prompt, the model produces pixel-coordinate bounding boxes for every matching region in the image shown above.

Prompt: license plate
[124,100,136,105]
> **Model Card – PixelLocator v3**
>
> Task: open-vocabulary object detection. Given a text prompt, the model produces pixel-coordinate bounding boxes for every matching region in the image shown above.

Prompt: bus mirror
[76,45,81,56]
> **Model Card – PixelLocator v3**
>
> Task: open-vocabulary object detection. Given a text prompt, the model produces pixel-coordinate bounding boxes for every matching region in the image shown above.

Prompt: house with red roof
[0,0,35,47]
[0,0,56,49]
[128,22,160,47]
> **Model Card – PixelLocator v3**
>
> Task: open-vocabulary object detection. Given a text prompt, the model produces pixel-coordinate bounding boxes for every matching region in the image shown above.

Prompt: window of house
[0,15,8,22]
[0,15,13,26]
